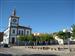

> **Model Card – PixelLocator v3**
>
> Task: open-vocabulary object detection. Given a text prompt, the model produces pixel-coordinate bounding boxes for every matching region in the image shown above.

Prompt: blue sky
[0,0,74,33]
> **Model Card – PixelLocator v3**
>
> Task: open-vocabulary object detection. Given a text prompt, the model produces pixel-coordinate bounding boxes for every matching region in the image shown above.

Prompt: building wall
[0,32,3,42]
[10,28,31,36]
[9,36,16,43]
[25,29,31,35]
[10,28,17,36]
[18,28,25,35]
[3,27,31,44]
[3,28,10,44]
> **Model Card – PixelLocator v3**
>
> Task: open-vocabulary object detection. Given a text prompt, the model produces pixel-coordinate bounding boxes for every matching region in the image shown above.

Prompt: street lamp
[66,32,71,52]
[63,29,71,52]
[17,35,19,46]
[33,33,40,46]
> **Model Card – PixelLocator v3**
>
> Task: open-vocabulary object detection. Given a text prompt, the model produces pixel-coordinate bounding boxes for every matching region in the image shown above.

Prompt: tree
[17,35,33,45]
[71,24,75,39]
[39,34,47,41]
[38,33,54,45]
[47,34,54,41]
[17,35,26,41]
[17,35,26,46]
[57,31,71,39]
[27,34,33,41]
[17,33,54,45]
[17,35,33,41]
[57,31,65,39]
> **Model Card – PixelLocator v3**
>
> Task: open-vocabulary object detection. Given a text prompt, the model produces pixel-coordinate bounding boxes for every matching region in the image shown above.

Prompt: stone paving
[0,46,75,56]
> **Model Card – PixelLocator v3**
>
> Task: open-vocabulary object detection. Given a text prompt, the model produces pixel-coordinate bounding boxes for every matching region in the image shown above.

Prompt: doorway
[12,38,15,44]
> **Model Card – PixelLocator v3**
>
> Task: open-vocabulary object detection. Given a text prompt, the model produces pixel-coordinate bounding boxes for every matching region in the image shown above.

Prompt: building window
[18,30,20,35]
[18,30,24,35]
[21,31,23,35]
[27,31,29,35]
[12,29,15,34]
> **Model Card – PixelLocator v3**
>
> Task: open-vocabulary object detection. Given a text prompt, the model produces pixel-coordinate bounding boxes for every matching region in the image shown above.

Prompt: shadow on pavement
[0,54,59,56]
[0,53,12,56]
[22,54,58,56]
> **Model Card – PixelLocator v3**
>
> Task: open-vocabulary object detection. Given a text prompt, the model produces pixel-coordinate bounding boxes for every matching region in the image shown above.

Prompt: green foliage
[27,35,33,41]
[71,24,75,39]
[38,33,54,41]
[49,34,54,40]
[17,24,75,42]
[17,35,25,41]
[35,36,40,42]
[57,31,71,39]
[17,35,33,41]
[57,31,65,39]
[17,33,54,42]
[39,34,47,41]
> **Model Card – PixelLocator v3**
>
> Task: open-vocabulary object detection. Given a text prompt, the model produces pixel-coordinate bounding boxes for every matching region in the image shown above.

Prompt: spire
[12,9,16,16]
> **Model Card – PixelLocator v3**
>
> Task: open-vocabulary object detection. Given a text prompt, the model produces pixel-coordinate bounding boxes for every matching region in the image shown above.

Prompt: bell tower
[8,9,19,27]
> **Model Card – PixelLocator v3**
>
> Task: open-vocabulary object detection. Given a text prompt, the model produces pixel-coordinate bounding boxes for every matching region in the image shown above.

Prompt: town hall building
[3,9,32,44]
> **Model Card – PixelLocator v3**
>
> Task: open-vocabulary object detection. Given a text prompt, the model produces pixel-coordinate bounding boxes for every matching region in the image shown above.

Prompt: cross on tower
[12,9,16,16]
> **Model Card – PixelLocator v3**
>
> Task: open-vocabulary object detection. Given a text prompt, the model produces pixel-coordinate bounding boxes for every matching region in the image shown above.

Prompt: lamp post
[63,29,71,52]
[17,35,19,46]
[67,32,71,52]
[33,33,40,46]
[66,30,71,52]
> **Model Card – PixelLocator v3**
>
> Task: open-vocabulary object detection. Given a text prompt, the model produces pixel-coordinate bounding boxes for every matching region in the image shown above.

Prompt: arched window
[27,31,29,35]
[21,31,23,35]
[18,30,24,35]
[18,30,20,35]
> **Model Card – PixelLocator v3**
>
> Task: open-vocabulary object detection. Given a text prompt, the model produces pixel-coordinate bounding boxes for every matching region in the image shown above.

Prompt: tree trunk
[35,41,37,46]
[45,41,47,45]
[33,42,35,46]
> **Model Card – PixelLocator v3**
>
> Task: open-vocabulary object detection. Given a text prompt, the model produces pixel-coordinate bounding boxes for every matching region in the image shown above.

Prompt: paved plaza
[0,45,75,56]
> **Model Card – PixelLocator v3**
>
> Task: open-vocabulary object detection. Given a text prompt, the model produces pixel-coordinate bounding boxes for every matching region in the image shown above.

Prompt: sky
[0,0,75,33]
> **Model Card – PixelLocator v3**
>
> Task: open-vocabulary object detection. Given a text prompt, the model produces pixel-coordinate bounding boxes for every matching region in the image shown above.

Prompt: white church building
[3,9,32,44]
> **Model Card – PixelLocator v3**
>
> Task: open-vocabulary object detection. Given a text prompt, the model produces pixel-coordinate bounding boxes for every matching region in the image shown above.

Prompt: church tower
[8,9,19,27]
[3,9,32,45]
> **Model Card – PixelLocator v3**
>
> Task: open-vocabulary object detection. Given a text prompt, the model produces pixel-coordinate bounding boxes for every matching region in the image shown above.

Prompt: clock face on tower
[12,19,18,26]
